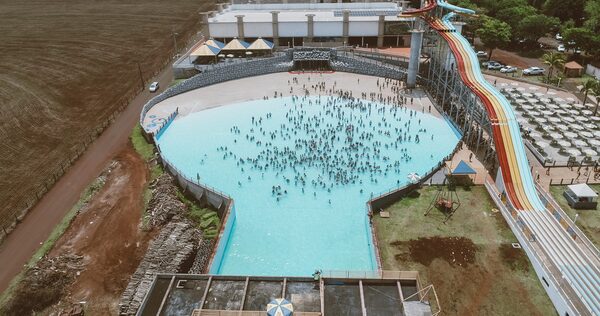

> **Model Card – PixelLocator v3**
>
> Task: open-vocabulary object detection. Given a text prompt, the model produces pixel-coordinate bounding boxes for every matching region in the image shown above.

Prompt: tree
[541,52,565,80]
[543,0,586,25]
[591,83,600,115]
[517,14,559,42]
[476,17,512,60]
[585,0,600,33]
[496,5,537,28]
[579,79,598,107]
[562,27,593,51]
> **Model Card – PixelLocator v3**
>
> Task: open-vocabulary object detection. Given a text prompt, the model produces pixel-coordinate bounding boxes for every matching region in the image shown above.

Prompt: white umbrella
[548,117,561,123]
[555,124,569,131]
[245,51,253,55]
[584,123,597,130]
[562,116,575,123]
[537,141,549,148]
[575,116,589,122]
[588,139,600,146]
[549,133,563,139]
[582,110,593,115]
[522,93,534,97]
[530,132,542,138]
[591,116,600,122]
[555,109,567,115]
[573,140,587,147]
[226,54,234,58]
[534,92,544,96]
[407,172,421,183]
[573,103,585,109]
[529,111,541,116]
[568,109,580,115]
[528,98,539,103]
[522,105,534,110]
[563,131,578,138]
[570,124,584,130]
[541,110,554,116]
[515,98,527,103]
[218,54,225,58]
[558,140,571,147]
[580,131,594,138]
[582,149,598,157]
[567,148,581,156]
[559,103,571,109]
[594,131,600,138]
[547,104,560,110]
[534,117,547,123]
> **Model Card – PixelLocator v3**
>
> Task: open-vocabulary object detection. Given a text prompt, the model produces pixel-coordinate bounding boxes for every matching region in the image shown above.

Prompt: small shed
[448,160,477,185]
[247,37,274,56]
[564,61,584,78]
[189,44,221,64]
[221,38,250,57]
[564,183,598,209]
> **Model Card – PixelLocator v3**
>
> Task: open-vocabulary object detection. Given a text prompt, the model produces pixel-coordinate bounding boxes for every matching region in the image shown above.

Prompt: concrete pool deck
[142,72,443,133]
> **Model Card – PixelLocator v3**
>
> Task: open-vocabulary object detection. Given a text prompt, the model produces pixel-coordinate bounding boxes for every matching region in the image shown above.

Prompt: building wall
[244,22,272,37]
[313,21,343,37]
[209,23,238,38]
[349,21,379,37]
[279,22,308,37]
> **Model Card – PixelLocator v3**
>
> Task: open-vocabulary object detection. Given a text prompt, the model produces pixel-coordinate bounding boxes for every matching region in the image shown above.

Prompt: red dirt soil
[49,145,154,314]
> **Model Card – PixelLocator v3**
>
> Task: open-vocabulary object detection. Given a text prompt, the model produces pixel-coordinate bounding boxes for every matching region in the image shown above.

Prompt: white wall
[586,64,600,80]
[314,21,343,37]
[349,21,379,37]
[209,23,239,38]
[279,22,308,37]
[244,22,272,37]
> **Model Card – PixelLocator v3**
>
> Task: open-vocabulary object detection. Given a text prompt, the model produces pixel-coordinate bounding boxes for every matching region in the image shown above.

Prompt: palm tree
[541,52,565,81]
[579,78,598,107]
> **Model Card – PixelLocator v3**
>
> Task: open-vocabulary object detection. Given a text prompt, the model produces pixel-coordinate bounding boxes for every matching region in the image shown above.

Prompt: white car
[557,44,565,52]
[523,67,545,76]
[476,51,488,58]
[149,81,159,92]
[500,66,518,73]
[555,33,563,41]
[487,62,504,70]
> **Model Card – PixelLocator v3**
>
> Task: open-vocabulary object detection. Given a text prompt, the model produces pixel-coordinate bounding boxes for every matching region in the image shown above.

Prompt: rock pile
[143,173,186,228]
[119,220,201,315]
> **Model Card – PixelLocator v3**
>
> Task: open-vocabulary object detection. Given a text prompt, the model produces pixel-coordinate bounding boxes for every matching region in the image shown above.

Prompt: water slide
[403,1,600,314]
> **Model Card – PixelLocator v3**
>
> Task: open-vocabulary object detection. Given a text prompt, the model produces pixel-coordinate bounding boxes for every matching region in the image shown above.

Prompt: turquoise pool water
[157,96,460,276]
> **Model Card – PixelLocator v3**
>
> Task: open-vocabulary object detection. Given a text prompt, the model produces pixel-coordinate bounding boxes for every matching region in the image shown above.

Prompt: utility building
[202,2,415,48]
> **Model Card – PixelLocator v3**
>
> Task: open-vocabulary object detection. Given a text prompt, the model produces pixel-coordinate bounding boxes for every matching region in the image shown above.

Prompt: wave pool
[156,95,460,276]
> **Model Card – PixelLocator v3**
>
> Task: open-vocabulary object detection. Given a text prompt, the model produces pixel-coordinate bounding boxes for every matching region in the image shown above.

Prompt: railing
[484,179,586,315]
[319,270,419,280]
[192,311,321,316]
[535,184,600,260]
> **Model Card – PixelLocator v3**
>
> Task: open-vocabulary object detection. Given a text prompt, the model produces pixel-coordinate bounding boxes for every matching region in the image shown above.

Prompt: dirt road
[0,67,172,294]
[49,146,154,314]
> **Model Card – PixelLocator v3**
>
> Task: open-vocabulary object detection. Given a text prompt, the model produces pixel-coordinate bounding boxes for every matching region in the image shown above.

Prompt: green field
[374,186,556,316]
[549,184,600,249]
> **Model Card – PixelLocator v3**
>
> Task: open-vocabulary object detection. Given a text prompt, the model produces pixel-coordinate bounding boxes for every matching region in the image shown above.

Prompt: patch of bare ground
[1,144,153,315]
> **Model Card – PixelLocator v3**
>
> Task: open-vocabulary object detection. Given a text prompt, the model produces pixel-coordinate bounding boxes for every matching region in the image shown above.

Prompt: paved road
[0,67,173,294]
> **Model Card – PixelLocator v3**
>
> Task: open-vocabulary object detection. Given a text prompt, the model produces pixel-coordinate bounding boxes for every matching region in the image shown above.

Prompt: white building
[202,2,415,48]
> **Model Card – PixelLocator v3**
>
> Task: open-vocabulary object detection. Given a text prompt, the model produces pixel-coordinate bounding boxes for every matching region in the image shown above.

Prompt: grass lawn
[374,186,556,316]
[549,184,600,249]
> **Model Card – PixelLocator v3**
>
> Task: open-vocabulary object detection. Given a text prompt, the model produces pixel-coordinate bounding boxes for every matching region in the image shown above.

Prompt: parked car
[476,51,488,58]
[149,81,159,92]
[574,47,582,54]
[557,44,566,52]
[555,33,563,41]
[500,66,518,73]
[487,62,504,70]
[481,60,497,67]
[523,67,545,76]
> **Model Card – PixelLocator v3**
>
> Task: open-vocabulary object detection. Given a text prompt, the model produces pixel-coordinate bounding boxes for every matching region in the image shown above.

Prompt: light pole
[574,213,579,225]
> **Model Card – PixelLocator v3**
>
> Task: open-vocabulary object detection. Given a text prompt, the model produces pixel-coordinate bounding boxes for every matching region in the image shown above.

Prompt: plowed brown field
[0,0,211,230]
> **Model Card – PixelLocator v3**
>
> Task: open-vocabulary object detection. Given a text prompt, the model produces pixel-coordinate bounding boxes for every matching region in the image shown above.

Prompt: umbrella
[562,116,575,123]
[537,141,549,148]
[588,139,600,146]
[563,131,578,138]
[548,117,561,123]
[521,105,534,110]
[529,111,541,116]
[245,51,253,55]
[573,103,585,109]
[570,124,584,130]
[515,99,526,103]
[529,132,542,138]
[407,172,421,183]
[554,124,569,131]
[534,92,544,96]
[541,110,554,116]
[567,148,581,156]
[558,140,571,147]
[591,116,600,122]
[547,104,560,110]
[573,140,587,147]
[549,133,563,139]
[582,149,598,157]
[527,98,538,103]
[218,54,225,58]
[534,117,547,123]
[522,93,533,97]
[227,54,234,58]
[594,131,600,138]
[582,110,593,115]
[558,103,571,109]
[267,298,293,316]
[568,109,580,115]
[584,123,597,130]
[575,116,590,122]
[580,131,594,138]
